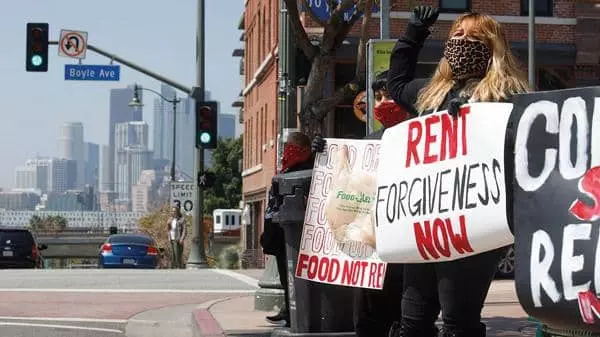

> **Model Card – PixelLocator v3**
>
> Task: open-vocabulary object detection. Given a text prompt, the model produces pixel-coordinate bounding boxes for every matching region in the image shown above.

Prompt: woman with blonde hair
[386,6,528,337]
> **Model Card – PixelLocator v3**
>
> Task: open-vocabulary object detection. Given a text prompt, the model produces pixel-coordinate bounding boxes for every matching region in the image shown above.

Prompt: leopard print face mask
[443,38,492,80]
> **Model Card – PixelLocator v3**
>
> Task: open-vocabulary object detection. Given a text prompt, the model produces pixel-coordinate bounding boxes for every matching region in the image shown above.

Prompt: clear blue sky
[0,0,244,188]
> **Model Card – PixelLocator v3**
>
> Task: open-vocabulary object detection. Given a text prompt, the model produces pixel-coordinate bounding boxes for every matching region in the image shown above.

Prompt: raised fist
[311,135,326,153]
[411,5,440,27]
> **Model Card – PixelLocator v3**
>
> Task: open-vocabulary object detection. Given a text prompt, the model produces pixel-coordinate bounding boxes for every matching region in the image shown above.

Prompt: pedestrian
[312,71,424,337]
[167,206,186,269]
[260,131,315,327]
[386,6,528,337]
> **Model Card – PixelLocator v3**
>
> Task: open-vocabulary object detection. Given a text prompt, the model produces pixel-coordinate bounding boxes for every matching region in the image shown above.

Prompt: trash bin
[271,169,355,337]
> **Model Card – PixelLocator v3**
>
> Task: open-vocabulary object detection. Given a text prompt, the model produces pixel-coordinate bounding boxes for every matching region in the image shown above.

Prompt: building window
[521,0,553,17]
[439,0,470,13]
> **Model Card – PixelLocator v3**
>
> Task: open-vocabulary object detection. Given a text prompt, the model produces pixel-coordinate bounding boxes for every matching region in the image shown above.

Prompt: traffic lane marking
[0,292,238,319]
[0,322,123,334]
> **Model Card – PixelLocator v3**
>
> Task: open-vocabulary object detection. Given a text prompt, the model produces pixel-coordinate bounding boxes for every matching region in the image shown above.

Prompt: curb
[191,297,236,337]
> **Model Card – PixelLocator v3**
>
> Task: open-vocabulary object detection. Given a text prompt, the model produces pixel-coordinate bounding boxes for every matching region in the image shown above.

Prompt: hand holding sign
[324,144,377,248]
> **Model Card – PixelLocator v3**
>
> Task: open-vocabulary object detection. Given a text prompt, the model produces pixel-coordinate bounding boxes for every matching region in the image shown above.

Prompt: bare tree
[285,0,375,136]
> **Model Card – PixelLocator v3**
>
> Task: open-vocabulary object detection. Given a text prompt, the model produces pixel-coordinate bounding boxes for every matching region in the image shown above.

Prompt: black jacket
[387,22,515,232]
[260,157,315,255]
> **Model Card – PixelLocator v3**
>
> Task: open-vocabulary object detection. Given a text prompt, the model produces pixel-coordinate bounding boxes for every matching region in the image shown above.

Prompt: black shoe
[266,312,289,326]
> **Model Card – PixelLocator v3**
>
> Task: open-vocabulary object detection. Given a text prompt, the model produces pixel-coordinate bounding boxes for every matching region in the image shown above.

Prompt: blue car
[98,234,163,269]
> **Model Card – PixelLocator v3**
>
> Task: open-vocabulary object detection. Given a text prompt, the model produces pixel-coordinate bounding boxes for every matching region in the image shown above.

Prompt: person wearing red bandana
[310,71,410,337]
[260,132,314,327]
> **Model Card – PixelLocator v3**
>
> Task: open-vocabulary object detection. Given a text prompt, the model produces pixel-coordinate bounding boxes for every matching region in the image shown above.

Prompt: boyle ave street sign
[64,64,120,81]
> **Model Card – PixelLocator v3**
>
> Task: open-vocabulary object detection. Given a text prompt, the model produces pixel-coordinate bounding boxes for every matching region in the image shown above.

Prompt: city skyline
[0,0,244,188]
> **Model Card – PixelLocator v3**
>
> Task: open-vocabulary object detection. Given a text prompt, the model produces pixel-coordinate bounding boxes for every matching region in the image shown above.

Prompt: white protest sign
[170,181,196,215]
[375,102,515,263]
[296,139,387,290]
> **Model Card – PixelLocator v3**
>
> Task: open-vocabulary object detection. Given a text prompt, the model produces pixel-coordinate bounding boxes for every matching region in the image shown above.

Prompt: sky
[0,0,244,188]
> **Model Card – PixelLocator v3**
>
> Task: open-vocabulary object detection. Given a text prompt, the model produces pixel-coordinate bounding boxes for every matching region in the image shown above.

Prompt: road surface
[0,269,260,336]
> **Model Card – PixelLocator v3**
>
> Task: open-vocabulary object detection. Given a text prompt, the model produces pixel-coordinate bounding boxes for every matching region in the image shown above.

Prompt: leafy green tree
[204,137,242,216]
[28,215,68,234]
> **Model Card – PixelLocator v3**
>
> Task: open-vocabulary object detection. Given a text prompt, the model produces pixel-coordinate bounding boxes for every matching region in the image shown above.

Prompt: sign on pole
[170,181,196,215]
[64,64,120,81]
[58,29,88,59]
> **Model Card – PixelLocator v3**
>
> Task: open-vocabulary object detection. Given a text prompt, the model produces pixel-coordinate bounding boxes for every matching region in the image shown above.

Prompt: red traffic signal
[196,101,218,149]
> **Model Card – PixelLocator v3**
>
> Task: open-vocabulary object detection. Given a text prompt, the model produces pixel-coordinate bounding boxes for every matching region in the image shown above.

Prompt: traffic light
[26,23,49,72]
[196,101,218,149]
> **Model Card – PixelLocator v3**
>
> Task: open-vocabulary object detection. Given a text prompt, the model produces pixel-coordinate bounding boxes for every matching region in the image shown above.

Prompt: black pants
[354,263,404,337]
[401,246,507,337]
[275,244,290,315]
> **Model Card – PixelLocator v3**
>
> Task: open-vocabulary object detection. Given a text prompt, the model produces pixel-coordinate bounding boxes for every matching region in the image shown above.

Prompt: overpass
[36,228,118,258]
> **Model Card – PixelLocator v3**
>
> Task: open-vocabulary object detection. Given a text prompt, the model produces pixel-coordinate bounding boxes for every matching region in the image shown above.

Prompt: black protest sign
[512,86,600,330]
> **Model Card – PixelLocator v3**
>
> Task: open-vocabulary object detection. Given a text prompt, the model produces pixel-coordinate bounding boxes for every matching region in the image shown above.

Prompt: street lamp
[128,83,181,181]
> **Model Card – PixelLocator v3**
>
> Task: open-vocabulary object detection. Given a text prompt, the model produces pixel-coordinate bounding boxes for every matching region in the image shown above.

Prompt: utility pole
[379,0,389,39]
[187,0,209,268]
[528,0,536,90]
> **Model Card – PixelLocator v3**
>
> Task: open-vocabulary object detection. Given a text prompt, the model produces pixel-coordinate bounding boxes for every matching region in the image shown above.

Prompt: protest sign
[296,139,387,289]
[512,86,600,330]
[375,103,515,263]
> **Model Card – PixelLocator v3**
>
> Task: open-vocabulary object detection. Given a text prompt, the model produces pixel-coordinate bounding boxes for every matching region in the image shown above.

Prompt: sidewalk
[192,280,537,337]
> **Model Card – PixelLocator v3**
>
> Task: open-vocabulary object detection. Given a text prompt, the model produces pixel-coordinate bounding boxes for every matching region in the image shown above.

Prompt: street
[0,269,260,336]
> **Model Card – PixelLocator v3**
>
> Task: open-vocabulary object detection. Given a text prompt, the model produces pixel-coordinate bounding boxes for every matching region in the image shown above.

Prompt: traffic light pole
[186,0,209,269]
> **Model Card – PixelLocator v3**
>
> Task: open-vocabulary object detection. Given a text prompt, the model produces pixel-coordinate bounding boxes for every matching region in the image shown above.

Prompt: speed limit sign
[170,181,196,214]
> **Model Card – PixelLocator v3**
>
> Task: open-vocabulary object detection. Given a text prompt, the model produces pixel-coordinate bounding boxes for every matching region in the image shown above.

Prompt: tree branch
[284,0,317,60]
[322,0,358,52]
[354,0,373,85]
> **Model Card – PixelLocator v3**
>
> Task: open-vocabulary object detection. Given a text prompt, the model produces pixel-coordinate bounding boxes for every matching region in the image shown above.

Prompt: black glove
[311,135,326,153]
[448,97,469,118]
[410,6,439,27]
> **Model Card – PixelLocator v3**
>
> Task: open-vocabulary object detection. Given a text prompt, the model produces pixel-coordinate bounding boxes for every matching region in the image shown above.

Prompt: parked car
[496,245,515,278]
[98,234,163,269]
[0,228,47,269]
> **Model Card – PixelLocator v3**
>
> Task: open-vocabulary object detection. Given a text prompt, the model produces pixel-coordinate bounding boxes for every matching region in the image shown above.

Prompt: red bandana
[280,143,311,173]
[374,100,409,128]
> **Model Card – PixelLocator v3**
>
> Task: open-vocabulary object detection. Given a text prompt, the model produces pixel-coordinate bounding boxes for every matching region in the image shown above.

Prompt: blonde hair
[415,13,529,114]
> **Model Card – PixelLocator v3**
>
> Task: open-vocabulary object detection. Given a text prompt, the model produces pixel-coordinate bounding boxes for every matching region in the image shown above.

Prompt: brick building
[234,0,600,267]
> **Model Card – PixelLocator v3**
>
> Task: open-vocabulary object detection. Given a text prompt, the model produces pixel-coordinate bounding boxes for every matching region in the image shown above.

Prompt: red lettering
[327,258,340,282]
[317,256,329,281]
[446,215,474,254]
[406,121,422,168]
[460,106,470,155]
[376,263,386,289]
[440,113,458,161]
[341,260,354,285]
[413,220,440,260]
[295,253,310,277]
[368,263,378,288]
[570,166,600,221]
[433,218,451,257]
[423,115,440,164]
[414,215,473,260]
[578,290,600,324]
[307,255,319,279]
[359,261,368,286]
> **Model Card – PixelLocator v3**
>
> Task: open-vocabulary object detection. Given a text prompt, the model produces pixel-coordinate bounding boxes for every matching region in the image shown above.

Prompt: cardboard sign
[375,103,514,263]
[296,139,387,289]
[513,86,600,329]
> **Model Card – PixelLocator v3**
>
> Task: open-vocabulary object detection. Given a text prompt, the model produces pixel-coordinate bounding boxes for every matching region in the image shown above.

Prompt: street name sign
[58,29,88,59]
[64,64,120,81]
[170,181,196,215]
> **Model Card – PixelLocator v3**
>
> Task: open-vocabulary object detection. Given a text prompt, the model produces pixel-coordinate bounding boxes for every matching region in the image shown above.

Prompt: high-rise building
[114,121,152,203]
[98,145,111,192]
[108,85,143,192]
[14,166,36,189]
[58,122,84,188]
[48,158,77,193]
[25,158,50,193]
[219,113,237,139]
[84,142,99,189]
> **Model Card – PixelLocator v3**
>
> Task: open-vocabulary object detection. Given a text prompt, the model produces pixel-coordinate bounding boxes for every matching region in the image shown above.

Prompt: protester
[167,206,186,269]
[260,132,314,327]
[386,6,529,337]
[312,71,419,337]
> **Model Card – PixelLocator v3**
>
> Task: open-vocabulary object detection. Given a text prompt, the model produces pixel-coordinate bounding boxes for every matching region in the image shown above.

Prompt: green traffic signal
[200,132,211,144]
[31,55,43,66]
